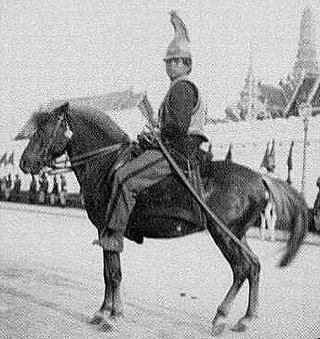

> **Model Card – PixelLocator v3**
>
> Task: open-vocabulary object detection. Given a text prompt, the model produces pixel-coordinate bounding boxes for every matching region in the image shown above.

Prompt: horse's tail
[312,192,320,232]
[278,192,309,267]
[263,176,308,267]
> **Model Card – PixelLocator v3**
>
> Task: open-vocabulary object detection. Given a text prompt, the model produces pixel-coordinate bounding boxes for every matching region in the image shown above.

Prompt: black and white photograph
[0,1,319,338]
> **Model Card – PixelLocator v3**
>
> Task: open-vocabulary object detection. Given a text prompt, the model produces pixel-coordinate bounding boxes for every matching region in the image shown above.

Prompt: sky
[0,0,320,176]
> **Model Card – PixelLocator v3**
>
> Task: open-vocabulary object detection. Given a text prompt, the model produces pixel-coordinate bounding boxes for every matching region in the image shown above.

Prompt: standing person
[43,173,49,204]
[0,176,5,200]
[4,173,12,200]
[50,174,59,205]
[38,174,44,204]
[11,174,22,202]
[96,11,207,251]
[29,174,38,204]
[38,172,49,204]
[59,174,67,207]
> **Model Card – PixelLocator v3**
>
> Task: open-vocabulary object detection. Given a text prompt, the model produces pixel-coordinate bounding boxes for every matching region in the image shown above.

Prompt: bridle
[40,111,124,174]
[41,114,65,164]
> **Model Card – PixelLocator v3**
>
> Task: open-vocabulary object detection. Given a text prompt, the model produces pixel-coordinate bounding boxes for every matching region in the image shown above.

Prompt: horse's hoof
[98,312,124,332]
[211,314,227,337]
[89,313,104,325]
[98,320,113,332]
[211,321,226,336]
[231,322,247,332]
[232,314,257,332]
[231,318,250,332]
[89,310,109,325]
[110,309,124,319]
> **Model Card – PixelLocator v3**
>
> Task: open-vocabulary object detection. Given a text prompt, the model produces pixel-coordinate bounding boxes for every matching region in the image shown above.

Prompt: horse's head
[18,102,70,174]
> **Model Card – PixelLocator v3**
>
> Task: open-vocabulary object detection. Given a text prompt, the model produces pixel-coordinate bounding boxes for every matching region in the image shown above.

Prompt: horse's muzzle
[19,155,43,175]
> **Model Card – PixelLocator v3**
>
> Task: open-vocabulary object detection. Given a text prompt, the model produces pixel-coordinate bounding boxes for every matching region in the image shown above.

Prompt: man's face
[164,58,189,80]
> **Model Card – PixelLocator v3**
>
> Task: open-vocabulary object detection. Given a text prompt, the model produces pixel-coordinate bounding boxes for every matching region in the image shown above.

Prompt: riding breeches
[100,149,172,240]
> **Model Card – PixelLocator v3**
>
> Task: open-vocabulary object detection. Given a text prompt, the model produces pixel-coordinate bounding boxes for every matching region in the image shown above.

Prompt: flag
[7,152,14,166]
[260,142,269,169]
[286,141,294,184]
[225,143,232,162]
[287,141,294,171]
[0,152,7,167]
[267,139,276,173]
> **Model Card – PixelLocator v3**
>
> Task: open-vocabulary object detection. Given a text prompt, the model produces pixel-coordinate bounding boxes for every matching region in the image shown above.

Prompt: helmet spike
[169,10,190,42]
[164,11,192,60]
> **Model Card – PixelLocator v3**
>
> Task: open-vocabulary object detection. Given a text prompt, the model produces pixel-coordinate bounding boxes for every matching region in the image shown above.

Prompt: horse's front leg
[90,250,123,325]
[106,250,124,317]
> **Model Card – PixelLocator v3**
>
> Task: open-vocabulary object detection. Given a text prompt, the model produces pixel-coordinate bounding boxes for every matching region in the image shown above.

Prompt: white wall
[205,115,320,206]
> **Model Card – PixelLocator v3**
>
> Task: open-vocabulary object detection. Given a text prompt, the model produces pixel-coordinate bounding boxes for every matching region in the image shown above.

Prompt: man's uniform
[99,11,207,251]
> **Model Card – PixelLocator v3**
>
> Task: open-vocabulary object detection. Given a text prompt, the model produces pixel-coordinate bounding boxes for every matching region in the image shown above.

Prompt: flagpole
[247,42,254,119]
[286,141,294,184]
[299,103,312,196]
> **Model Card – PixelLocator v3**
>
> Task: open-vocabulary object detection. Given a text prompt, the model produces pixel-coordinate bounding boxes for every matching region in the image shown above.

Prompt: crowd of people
[0,173,21,202]
[0,172,68,207]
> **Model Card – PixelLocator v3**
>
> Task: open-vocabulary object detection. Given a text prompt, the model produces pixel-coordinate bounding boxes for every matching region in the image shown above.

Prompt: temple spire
[247,43,254,119]
[292,6,319,82]
[240,43,259,120]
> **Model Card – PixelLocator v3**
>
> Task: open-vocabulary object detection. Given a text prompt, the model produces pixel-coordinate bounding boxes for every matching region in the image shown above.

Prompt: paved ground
[0,202,319,338]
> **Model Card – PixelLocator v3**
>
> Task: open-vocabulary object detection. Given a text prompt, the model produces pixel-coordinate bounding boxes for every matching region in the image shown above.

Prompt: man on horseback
[99,11,208,251]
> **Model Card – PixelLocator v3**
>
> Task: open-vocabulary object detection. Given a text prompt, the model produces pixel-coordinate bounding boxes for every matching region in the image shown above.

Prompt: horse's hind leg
[231,238,260,332]
[211,269,247,335]
[90,250,123,324]
[211,234,260,335]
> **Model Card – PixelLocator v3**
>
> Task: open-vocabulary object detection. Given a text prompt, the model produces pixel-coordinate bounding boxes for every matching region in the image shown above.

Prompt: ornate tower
[240,51,256,120]
[238,46,268,120]
[292,6,319,82]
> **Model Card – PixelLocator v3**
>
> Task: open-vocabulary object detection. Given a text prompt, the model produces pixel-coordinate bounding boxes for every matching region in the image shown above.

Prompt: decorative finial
[164,11,192,60]
[169,10,190,42]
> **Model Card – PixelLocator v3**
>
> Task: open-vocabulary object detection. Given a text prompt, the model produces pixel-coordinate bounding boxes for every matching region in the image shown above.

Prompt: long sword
[138,94,259,263]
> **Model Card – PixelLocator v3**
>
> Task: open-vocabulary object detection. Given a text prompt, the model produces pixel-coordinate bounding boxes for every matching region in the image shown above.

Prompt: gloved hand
[137,130,159,150]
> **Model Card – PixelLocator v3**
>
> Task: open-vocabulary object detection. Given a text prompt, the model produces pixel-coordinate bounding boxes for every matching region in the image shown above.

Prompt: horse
[17,99,308,335]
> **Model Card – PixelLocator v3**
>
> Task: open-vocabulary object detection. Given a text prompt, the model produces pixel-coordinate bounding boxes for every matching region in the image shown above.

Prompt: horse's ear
[54,102,69,114]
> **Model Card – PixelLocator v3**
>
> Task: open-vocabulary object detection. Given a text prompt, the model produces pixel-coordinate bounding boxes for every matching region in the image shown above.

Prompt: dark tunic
[160,80,200,157]
[160,81,197,139]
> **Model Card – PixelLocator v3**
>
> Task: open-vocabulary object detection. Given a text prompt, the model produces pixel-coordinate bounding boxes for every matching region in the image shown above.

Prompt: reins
[43,112,125,174]
[50,143,124,173]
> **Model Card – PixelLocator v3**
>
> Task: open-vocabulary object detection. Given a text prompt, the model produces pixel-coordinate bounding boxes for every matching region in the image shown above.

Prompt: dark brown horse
[17,99,308,335]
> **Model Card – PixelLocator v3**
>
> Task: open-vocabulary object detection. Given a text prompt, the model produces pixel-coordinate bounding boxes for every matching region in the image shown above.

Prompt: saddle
[107,142,210,243]
[126,173,207,243]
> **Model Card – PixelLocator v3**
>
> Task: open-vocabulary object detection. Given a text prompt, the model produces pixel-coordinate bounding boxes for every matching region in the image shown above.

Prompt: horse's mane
[15,90,143,143]
[15,103,65,140]
[68,99,130,144]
